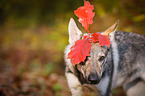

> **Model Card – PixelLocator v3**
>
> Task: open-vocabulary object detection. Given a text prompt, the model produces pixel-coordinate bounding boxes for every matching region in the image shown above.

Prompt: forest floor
[0,61,126,96]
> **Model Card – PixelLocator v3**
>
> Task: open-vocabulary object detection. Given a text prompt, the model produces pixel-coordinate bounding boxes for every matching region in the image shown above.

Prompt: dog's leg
[124,78,145,96]
[65,67,83,96]
[65,73,83,96]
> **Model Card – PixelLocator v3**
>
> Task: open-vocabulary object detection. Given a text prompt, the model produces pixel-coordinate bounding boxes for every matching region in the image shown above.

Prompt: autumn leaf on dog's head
[67,38,91,66]
[74,1,95,32]
[90,33,100,42]
[98,34,111,47]
[91,33,111,47]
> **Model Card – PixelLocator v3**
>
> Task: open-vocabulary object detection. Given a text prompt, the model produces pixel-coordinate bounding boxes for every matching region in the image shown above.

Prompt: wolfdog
[64,18,145,96]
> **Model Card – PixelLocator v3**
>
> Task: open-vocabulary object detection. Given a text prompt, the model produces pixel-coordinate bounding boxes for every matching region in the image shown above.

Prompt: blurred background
[0,0,144,96]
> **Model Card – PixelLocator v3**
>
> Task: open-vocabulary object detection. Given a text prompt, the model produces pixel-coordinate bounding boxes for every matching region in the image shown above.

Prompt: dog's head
[67,18,118,84]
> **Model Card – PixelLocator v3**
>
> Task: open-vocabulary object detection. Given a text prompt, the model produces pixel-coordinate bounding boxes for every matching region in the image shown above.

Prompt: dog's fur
[64,18,145,96]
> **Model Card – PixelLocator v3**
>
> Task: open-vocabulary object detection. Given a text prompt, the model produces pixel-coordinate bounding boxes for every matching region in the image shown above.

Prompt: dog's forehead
[90,43,102,55]
[91,43,101,51]
[90,43,108,56]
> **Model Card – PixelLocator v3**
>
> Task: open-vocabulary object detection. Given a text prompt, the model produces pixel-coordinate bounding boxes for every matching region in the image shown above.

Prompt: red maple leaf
[98,34,111,47]
[90,33,100,42]
[67,38,92,66]
[74,1,95,32]
[90,33,111,47]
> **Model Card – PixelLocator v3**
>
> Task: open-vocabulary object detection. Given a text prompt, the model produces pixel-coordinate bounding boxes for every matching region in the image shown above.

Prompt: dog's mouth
[79,75,100,85]
[88,79,100,84]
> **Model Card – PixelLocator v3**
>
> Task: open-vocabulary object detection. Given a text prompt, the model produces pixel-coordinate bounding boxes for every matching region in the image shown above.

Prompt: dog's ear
[102,20,119,35]
[68,18,82,45]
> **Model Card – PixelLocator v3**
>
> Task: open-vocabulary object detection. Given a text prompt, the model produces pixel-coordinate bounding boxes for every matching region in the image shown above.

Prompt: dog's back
[111,31,145,96]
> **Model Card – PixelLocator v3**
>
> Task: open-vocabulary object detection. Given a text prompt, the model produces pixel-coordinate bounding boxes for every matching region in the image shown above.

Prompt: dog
[64,18,145,96]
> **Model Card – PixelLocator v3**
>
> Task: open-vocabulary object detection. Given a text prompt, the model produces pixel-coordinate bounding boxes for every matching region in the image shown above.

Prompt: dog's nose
[88,73,100,84]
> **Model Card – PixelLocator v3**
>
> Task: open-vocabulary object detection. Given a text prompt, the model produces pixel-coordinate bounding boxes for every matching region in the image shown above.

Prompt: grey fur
[112,31,145,94]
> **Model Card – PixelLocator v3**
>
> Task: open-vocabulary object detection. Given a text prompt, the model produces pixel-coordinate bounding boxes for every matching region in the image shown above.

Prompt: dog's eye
[80,62,85,65]
[99,56,105,61]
